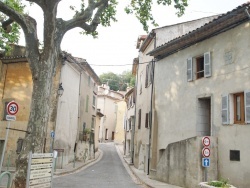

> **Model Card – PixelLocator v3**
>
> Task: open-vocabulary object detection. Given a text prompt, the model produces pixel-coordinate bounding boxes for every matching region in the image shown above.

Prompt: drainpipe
[147,59,155,175]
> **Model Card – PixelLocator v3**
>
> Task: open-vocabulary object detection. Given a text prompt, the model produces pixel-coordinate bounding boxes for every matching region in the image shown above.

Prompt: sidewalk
[115,144,183,188]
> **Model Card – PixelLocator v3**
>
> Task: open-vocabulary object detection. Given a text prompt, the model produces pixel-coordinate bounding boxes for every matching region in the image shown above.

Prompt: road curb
[54,149,103,176]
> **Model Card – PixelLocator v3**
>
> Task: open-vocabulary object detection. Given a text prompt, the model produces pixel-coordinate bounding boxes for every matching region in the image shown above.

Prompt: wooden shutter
[204,52,211,78]
[222,95,229,124]
[187,58,193,81]
[145,65,149,87]
[245,90,250,123]
[145,113,149,128]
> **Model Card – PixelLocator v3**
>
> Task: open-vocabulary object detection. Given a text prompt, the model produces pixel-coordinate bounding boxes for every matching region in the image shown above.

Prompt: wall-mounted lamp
[58,83,64,97]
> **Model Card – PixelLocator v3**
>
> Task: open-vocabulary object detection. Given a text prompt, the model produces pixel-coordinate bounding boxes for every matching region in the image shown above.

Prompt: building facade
[97,84,124,142]
[148,3,250,187]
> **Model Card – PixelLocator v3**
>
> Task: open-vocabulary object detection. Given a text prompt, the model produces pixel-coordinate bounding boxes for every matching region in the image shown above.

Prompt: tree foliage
[100,70,135,91]
[0,0,24,52]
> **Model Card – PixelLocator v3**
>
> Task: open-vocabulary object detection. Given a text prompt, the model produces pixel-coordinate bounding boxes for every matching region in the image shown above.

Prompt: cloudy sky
[19,0,248,75]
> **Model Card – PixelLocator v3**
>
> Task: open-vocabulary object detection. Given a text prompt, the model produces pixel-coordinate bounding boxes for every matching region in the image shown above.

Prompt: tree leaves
[125,0,188,32]
[99,70,135,91]
[0,0,24,53]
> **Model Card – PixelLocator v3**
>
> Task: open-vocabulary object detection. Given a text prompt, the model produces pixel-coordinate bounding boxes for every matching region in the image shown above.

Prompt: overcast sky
[19,0,248,75]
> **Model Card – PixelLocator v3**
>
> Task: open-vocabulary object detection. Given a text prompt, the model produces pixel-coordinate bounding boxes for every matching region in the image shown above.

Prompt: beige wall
[114,100,126,144]
[97,86,124,142]
[154,22,250,187]
[0,62,32,166]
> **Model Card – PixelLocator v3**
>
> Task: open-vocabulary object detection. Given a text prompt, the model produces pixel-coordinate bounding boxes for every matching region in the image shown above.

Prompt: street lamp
[57,83,64,97]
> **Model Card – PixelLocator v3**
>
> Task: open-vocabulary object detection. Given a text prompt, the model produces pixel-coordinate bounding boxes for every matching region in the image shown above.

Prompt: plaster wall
[155,137,218,188]
[0,62,32,166]
[134,41,154,170]
[154,16,217,47]
[114,100,126,144]
[97,96,117,141]
[54,63,80,165]
[154,22,250,187]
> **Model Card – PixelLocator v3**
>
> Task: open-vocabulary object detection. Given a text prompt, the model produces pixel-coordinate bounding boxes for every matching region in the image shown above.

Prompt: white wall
[54,63,80,165]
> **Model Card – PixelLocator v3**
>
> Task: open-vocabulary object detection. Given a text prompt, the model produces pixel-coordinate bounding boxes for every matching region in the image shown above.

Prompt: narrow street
[52,143,144,188]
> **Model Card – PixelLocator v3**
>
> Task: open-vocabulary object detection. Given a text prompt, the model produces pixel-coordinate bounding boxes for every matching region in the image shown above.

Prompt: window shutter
[187,58,193,81]
[145,113,149,128]
[222,95,229,124]
[244,90,250,123]
[204,52,211,78]
[145,65,149,87]
[138,109,141,129]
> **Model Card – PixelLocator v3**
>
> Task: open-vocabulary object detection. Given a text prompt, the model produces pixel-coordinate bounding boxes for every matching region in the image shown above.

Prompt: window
[92,95,96,107]
[85,95,89,112]
[196,56,204,79]
[88,76,91,86]
[222,91,250,124]
[91,116,95,128]
[138,109,141,129]
[129,119,132,130]
[187,52,211,81]
[230,150,240,161]
[234,93,244,124]
[139,72,143,94]
[145,113,149,128]
[145,62,153,88]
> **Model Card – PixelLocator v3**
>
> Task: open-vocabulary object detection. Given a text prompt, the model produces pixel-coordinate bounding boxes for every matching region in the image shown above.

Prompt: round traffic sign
[6,101,18,115]
[202,136,210,147]
[202,147,210,157]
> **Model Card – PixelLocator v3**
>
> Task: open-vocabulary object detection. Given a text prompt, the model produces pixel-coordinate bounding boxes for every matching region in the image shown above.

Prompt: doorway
[197,98,211,136]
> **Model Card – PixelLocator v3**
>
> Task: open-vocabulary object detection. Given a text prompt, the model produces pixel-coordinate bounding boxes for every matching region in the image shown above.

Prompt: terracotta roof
[124,88,134,98]
[136,35,147,49]
[148,2,250,59]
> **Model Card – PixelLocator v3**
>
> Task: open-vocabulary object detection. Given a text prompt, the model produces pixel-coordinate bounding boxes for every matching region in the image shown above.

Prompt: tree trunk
[13,54,57,188]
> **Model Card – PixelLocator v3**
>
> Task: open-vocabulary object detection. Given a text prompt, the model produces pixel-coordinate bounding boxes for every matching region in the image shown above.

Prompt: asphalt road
[52,143,143,188]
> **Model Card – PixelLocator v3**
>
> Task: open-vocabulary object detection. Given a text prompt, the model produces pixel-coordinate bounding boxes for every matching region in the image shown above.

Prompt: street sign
[26,152,54,188]
[29,177,51,186]
[6,115,16,121]
[30,163,53,170]
[31,158,53,164]
[29,182,51,188]
[202,158,210,167]
[6,101,18,115]
[202,136,211,147]
[202,147,210,157]
[30,169,52,179]
[32,153,53,158]
[50,131,55,138]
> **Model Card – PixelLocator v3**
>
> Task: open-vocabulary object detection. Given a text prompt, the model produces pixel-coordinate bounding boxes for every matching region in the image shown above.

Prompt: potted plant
[199,179,236,188]
[83,128,91,141]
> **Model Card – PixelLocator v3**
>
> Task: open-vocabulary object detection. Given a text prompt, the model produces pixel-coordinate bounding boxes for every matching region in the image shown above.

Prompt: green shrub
[208,178,230,188]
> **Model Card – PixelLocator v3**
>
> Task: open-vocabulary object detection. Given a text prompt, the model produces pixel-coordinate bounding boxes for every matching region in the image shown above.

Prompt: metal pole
[0,121,11,173]
[204,168,208,182]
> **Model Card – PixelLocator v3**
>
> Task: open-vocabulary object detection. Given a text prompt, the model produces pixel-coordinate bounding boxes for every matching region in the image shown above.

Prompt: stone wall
[153,136,218,188]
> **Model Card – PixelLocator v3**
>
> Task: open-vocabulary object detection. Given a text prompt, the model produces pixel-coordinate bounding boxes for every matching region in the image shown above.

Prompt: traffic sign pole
[0,121,11,173]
